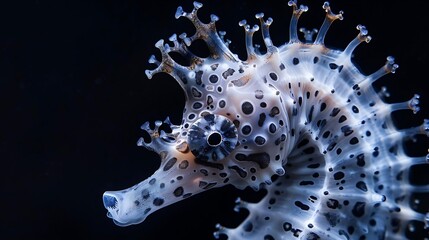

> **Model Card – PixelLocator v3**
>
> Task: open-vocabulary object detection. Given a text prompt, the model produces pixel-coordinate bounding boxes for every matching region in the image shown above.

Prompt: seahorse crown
[103,1,429,239]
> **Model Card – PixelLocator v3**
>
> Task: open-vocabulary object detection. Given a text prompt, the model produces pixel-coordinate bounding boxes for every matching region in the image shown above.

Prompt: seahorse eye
[188,114,238,162]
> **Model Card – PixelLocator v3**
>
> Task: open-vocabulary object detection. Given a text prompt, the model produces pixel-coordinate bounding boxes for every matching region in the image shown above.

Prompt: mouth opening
[103,192,118,210]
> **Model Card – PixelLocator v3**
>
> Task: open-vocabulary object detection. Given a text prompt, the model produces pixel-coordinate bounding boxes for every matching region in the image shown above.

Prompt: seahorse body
[103,1,429,239]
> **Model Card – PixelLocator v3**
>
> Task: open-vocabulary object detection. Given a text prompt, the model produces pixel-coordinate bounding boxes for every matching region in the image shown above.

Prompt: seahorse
[102,1,429,239]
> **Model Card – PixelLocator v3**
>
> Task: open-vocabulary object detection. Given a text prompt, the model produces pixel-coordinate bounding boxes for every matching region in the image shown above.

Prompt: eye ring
[188,114,238,162]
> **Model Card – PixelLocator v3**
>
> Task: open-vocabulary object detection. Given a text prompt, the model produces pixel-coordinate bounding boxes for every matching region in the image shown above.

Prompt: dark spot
[356,154,365,167]
[334,171,345,180]
[255,136,266,145]
[195,71,203,85]
[207,95,213,105]
[330,108,340,117]
[317,119,326,129]
[338,115,347,123]
[200,169,208,176]
[293,58,299,65]
[163,157,177,171]
[352,201,366,217]
[173,187,184,197]
[219,100,226,108]
[191,87,202,98]
[188,113,196,120]
[341,125,353,136]
[373,148,379,157]
[307,163,320,169]
[307,105,314,123]
[269,107,280,117]
[153,197,164,206]
[242,102,254,115]
[300,181,314,186]
[313,56,319,64]
[327,142,336,151]
[264,235,274,240]
[229,165,248,178]
[329,63,338,69]
[183,193,192,198]
[134,200,140,206]
[295,201,310,211]
[242,125,251,135]
[279,63,285,70]
[198,181,217,189]
[149,178,156,185]
[303,147,315,154]
[356,181,368,192]
[209,74,219,83]
[258,113,266,127]
[336,148,342,155]
[179,160,189,169]
[143,208,151,215]
[192,102,203,109]
[326,198,340,209]
[269,123,276,133]
[352,105,359,113]
[320,102,326,112]
[349,137,359,145]
[260,102,267,108]
[222,68,235,79]
[141,189,150,200]
[243,222,253,232]
[269,72,278,81]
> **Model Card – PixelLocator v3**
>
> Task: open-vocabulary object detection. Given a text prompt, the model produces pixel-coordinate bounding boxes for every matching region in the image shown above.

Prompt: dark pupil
[207,132,222,147]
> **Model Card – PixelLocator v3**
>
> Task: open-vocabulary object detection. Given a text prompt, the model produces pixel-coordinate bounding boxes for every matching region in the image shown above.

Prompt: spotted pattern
[103,2,429,240]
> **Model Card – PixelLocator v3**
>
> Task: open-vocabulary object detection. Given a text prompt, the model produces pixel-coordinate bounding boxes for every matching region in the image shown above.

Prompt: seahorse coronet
[103,1,429,239]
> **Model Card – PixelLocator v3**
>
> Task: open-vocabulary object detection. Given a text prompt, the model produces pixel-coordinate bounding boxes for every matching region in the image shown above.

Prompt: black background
[2,0,429,239]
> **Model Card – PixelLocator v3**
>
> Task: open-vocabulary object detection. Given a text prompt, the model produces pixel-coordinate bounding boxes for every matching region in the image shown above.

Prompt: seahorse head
[103,1,290,226]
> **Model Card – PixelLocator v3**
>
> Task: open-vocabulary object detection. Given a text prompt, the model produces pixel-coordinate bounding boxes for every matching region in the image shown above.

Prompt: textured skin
[103,1,429,239]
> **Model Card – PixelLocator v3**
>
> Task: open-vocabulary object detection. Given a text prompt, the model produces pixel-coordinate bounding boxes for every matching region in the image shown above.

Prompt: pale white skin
[103,1,429,239]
